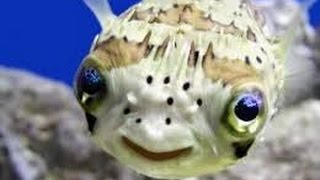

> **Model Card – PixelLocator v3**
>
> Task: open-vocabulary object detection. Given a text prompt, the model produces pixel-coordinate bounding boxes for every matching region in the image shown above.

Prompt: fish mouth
[122,136,192,161]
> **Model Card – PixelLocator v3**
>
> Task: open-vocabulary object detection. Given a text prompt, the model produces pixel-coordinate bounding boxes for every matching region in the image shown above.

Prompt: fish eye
[74,66,106,111]
[79,67,105,95]
[224,89,266,137]
[234,94,261,122]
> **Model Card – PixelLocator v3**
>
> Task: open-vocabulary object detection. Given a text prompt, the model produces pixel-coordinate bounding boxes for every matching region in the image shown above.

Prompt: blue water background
[0,0,319,85]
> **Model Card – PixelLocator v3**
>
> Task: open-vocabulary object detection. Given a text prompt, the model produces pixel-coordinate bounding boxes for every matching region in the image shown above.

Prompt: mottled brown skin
[132,4,245,36]
[88,32,152,71]
[203,58,259,87]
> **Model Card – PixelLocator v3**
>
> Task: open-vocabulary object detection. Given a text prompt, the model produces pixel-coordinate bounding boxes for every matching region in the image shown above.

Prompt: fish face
[74,0,283,178]
[75,54,268,178]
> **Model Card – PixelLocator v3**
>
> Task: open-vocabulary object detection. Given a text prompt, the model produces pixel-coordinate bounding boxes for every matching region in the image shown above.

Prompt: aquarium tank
[0,0,320,180]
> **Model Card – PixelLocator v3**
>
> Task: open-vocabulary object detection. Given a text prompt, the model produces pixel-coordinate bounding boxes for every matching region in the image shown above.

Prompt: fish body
[74,0,312,178]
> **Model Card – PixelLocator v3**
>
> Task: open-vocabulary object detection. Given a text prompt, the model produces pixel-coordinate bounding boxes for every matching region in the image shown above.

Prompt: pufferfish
[74,0,315,178]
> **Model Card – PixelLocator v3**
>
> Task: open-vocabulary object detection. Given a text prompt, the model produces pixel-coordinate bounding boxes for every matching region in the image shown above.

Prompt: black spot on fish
[197,99,203,106]
[232,139,255,159]
[123,108,131,115]
[85,112,97,134]
[165,117,172,125]
[136,118,142,124]
[144,45,154,57]
[256,56,262,64]
[187,43,199,67]
[245,56,251,65]
[193,51,199,66]
[222,81,228,88]
[164,76,170,84]
[183,82,191,91]
[146,75,153,84]
[167,97,174,105]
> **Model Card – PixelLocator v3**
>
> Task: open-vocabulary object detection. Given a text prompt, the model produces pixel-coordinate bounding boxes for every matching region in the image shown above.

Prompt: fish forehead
[90,0,279,89]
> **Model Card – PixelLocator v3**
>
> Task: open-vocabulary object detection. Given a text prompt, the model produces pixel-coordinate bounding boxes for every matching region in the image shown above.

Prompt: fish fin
[278,0,318,105]
[273,26,298,63]
[83,0,116,31]
[271,3,304,63]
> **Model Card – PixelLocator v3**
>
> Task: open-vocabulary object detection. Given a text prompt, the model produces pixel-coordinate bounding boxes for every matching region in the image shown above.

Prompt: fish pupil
[234,95,260,122]
[80,67,104,95]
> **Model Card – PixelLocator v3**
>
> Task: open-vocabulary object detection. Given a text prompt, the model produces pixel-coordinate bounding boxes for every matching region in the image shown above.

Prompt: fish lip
[122,136,192,161]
